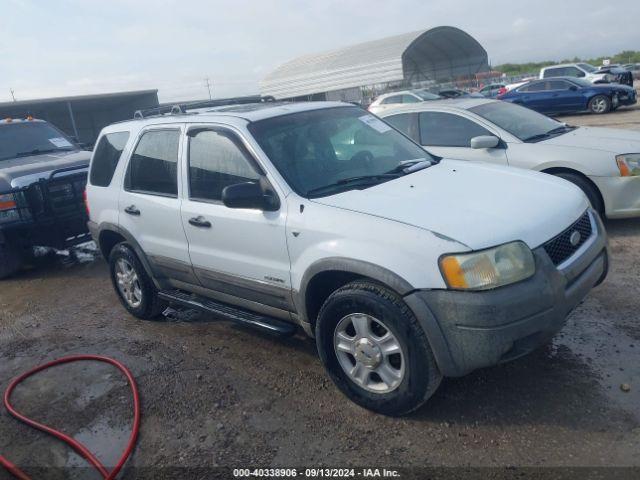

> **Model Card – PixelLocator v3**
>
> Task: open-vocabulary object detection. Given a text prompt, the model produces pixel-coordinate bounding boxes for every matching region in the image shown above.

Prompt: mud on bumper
[405,211,608,377]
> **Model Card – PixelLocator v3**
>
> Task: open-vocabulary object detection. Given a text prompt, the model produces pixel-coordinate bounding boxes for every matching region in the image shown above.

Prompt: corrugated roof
[261,27,488,99]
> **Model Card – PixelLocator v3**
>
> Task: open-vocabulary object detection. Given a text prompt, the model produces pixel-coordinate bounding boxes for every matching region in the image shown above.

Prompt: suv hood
[541,126,640,154]
[0,150,91,191]
[312,160,588,250]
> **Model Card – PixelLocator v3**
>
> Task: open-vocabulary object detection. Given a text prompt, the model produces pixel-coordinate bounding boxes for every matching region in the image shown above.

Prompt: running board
[158,289,297,337]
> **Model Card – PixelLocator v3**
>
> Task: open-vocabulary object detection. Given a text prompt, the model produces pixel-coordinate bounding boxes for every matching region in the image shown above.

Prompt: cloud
[0,0,638,102]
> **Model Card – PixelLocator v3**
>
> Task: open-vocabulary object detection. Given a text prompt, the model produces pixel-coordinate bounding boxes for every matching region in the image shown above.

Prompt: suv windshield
[0,122,77,162]
[414,90,441,101]
[470,101,570,142]
[248,107,434,198]
[578,63,597,73]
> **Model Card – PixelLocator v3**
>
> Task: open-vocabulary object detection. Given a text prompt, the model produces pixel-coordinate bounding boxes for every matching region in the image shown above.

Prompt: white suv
[86,100,608,415]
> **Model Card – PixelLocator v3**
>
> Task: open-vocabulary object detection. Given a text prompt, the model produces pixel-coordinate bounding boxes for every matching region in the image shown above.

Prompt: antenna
[205,78,212,100]
[9,88,16,102]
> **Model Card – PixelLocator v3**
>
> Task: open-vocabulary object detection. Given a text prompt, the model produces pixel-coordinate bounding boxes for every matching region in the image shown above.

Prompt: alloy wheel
[333,313,405,393]
[115,258,143,308]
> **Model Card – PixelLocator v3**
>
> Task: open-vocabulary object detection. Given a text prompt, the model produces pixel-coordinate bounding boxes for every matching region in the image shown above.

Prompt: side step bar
[158,289,297,337]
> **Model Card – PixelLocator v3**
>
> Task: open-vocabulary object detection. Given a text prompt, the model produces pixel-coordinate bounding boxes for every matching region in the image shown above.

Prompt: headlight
[0,193,20,223]
[439,241,535,291]
[616,154,640,176]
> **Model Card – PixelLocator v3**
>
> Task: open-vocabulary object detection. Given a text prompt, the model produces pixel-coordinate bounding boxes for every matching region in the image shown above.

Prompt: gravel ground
[1,110,639,479]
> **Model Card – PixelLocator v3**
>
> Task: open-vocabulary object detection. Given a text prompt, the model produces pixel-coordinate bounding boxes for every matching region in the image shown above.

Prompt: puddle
[65,416,131,474]
[553,305,640,418]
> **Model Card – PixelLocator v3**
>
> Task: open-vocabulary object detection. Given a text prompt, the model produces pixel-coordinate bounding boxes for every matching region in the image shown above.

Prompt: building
[0,89,159,146]
[261,26,489,102]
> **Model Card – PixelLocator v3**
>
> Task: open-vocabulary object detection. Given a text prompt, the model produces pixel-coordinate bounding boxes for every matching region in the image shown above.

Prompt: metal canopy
[261,27,489,99]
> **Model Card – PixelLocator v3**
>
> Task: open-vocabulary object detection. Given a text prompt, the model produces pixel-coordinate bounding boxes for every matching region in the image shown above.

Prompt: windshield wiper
[14,148,73,157]
[384,159,435,175]
[524,125,576,143]
[546,125,576,135]
[306,174,399,198]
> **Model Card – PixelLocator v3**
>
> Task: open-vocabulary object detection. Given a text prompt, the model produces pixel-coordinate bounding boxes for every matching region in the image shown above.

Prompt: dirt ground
[1,107,640,479]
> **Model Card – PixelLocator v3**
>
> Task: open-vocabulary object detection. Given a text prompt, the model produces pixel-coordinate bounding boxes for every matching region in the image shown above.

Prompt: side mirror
[221,181,280,211]
[470,135,500,149]
[569,85,578,91]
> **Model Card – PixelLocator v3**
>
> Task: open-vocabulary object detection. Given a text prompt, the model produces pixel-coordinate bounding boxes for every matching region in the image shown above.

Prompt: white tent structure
[261,27,489,100]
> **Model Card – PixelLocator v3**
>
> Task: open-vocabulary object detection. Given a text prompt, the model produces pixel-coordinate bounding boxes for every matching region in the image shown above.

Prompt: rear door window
[381,95,403,105]
[419,112,491,147]
[89,132,130,187]
[401,95,420,103]
[126,129,180,197]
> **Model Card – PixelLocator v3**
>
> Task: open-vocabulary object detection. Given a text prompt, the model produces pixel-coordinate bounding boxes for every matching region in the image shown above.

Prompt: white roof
[102,101,354,133]
[377,98,496,116]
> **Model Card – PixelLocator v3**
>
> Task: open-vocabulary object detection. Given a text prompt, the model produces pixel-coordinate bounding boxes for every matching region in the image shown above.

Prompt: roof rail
[133,95,276,119]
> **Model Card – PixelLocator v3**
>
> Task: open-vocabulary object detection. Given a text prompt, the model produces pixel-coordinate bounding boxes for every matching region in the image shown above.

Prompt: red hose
[0,355,140,480]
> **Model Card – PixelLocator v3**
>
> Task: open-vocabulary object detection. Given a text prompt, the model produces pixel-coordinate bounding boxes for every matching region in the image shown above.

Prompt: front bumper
[0,214,90,250]
[404,211,608,377]
[590,175,640,219]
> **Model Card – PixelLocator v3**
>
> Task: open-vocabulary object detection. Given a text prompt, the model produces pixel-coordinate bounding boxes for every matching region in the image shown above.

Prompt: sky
[1,0,639,103]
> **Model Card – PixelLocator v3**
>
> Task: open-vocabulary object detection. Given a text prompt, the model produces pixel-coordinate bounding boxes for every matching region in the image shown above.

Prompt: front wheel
[588,95,611,114]
[554,172,604,216]
[109,243,164,319]
[315,281,441,416]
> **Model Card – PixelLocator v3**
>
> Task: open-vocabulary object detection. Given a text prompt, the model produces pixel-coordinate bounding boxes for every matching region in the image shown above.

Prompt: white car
[368,89,441,115]
[380,98,640,218]
[540,63,610,83]
[87,100,607,415]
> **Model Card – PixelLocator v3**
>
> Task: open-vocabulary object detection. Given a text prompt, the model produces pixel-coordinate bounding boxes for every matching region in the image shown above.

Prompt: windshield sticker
[48,137,73,148]
[358,114,392,133]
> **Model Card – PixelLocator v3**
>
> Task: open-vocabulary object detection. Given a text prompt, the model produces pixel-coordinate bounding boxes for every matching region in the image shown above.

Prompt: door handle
[124,205,140,216]
[188,216,211,228]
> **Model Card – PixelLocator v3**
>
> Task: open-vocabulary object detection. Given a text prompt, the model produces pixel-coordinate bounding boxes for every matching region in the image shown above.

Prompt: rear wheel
[109,243,164,319]
[0,242,24,279]
[316,281,441,416]
[554,172,604,215]
[588,95,611,114]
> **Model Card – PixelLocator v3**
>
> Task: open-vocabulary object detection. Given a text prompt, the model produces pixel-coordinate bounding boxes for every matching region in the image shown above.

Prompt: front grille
[543,211,593,266]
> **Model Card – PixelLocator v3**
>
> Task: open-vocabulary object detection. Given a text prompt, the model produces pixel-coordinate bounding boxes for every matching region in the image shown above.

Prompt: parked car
[0,117,91,278]
[622,63,640,80]
[87,100,608,415]
[379,98,640,218]
[540,63,633,86]
[498,77,637,114]
[437,89,483,99]
[368,89,441,115]
[596,65,634,87]
[477,83,506,98]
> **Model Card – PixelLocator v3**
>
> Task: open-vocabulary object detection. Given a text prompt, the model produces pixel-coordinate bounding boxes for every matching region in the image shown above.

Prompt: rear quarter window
[89,132,130,187]
[126,129,180,197]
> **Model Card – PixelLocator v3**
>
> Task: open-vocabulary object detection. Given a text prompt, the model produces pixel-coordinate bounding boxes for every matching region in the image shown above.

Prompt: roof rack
[133,95,276,119]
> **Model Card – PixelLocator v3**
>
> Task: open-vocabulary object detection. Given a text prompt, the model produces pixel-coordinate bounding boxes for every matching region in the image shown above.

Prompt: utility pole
[9,88,16,102]
[205,78,212,100]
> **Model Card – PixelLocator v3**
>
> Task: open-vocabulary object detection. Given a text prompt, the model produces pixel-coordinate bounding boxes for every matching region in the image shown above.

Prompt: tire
[588,95,611,114]
[315,281,442,416]
[0,242,24,279]
[554,172,604,216]
[109,243,164,319]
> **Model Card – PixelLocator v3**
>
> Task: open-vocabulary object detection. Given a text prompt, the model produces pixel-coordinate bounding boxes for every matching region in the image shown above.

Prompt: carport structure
[261,26,489,101]
[0,89,159,146]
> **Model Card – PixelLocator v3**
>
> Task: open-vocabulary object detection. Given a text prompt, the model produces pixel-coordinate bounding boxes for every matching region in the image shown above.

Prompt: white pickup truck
[86,100,608,415]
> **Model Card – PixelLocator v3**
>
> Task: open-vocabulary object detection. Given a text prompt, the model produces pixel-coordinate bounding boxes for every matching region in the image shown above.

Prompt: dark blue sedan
[498,77,637,114]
